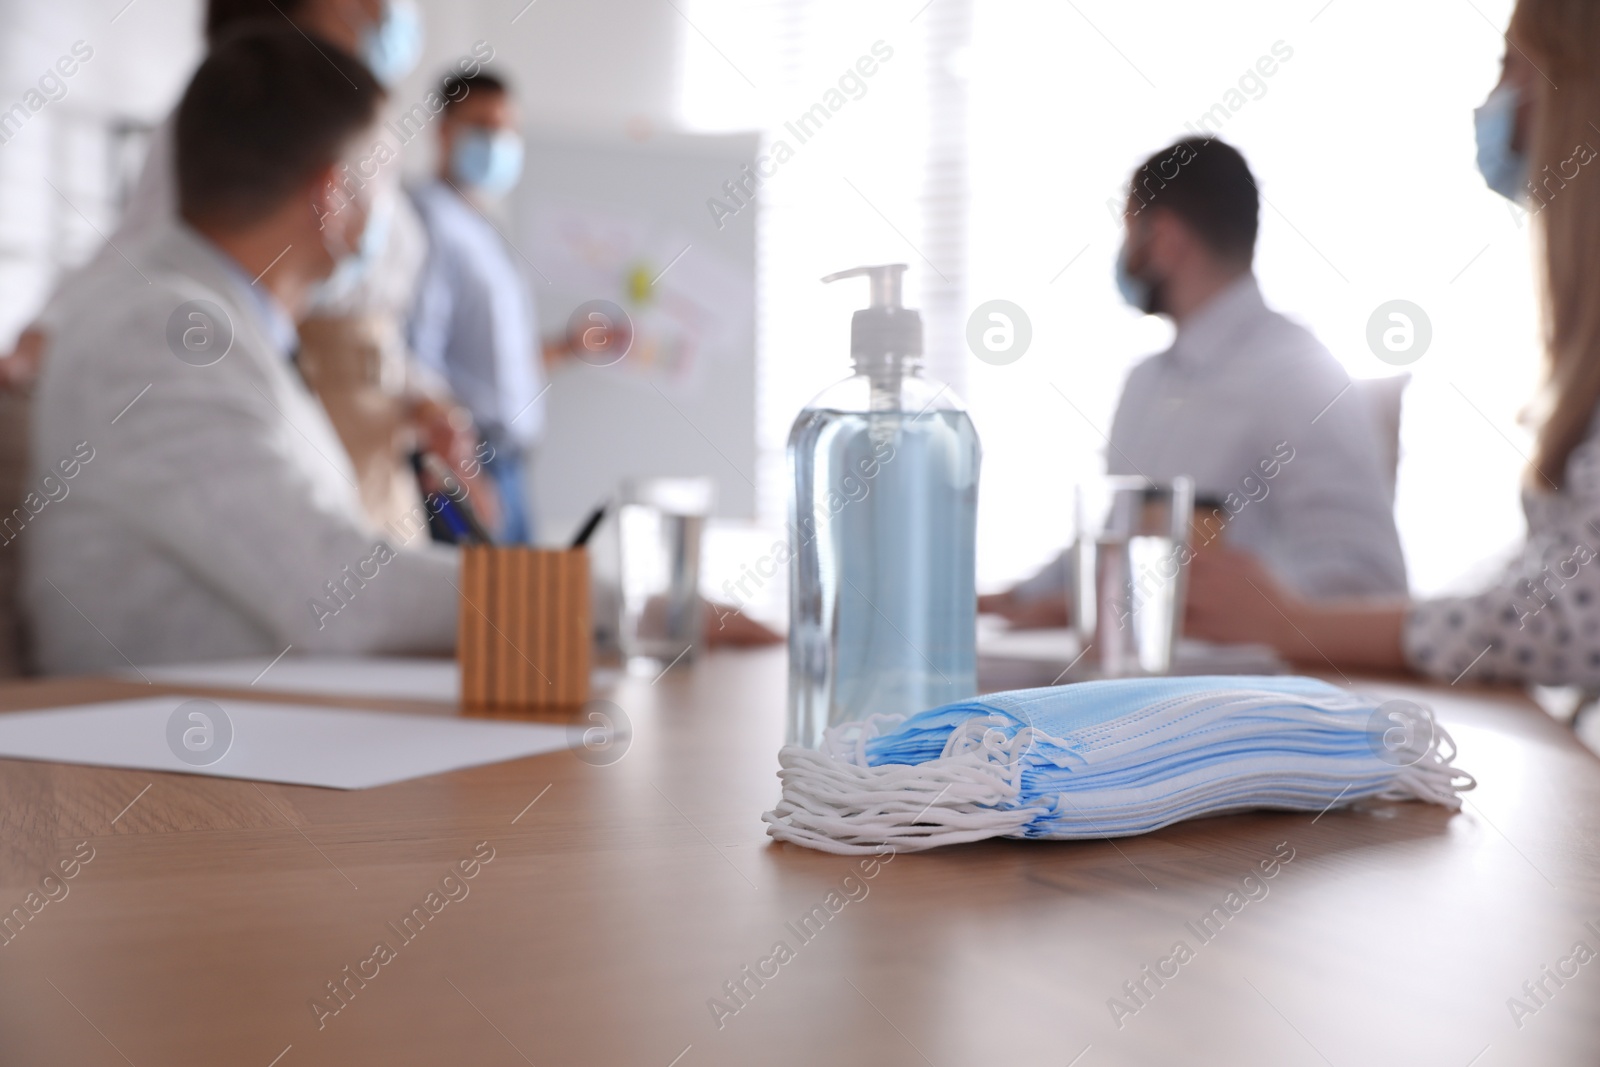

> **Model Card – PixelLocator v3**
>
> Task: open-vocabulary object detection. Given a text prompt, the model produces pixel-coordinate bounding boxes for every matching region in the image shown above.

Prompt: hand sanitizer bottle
[787,264,981,748]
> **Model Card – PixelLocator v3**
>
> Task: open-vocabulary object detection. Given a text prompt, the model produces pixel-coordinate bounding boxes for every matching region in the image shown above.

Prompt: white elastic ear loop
[1375,714,1474,809]
[820,713,906,767]
[766,714,1048,854]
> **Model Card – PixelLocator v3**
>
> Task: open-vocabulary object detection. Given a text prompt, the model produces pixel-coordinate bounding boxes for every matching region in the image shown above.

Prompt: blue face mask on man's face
[1115,242,1151,313]
[309,190,393,311]
[1475,83,1528,202]
[450,128,525,198]
[362,0,423,87]
[1115,228,1161,316]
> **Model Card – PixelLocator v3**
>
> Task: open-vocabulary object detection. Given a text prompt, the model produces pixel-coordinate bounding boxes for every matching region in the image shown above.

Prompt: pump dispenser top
[821,263,923,375]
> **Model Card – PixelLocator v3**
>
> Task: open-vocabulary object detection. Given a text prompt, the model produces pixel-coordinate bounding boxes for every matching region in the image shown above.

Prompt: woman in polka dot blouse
[1184,0,1600,689]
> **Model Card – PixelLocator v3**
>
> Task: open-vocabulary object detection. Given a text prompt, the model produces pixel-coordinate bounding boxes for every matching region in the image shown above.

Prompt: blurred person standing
[409,71,602,544]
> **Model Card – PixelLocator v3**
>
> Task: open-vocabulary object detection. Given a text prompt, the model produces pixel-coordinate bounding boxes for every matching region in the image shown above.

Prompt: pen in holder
[458,546,591,711]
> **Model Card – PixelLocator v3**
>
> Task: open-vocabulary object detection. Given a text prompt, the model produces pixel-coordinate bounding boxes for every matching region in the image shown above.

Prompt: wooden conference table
[1,649,1599,1066]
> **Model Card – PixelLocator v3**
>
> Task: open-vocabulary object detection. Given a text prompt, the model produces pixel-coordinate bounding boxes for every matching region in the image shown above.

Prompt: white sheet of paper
[128,656,461,704]
[0,696,574,789]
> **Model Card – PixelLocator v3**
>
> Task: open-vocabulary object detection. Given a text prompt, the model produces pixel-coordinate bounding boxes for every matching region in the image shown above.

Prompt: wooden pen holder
[458,546,591,711]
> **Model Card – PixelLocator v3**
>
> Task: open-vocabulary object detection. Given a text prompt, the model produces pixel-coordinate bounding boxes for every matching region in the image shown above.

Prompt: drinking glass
[616,477,713,673]
[1073,476,1194,677]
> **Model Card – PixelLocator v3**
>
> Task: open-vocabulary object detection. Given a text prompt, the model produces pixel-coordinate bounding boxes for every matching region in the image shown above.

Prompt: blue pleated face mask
[1115,229,1160,316]
[361,0,424,87]
[308,189,393,311]
[764,676,1475,855]
[1115,243,1150,312]
[451,128,525,198]
[1475,83,1528,202]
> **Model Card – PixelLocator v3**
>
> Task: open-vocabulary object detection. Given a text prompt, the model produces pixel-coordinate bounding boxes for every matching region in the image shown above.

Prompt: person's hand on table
[1184,544,1302,650]
[703,599,783,647]
[1187,544,1412,672]
[0,327,46,391]
[978,590,1070,629]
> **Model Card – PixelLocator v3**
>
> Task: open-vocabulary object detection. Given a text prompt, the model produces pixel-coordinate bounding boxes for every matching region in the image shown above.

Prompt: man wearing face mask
[409,71,584,545]
[22,28,458,674]
[982,137,1407,626]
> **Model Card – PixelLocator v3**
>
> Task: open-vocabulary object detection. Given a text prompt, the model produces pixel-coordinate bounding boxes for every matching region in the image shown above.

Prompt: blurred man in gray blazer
[25,28,458,673]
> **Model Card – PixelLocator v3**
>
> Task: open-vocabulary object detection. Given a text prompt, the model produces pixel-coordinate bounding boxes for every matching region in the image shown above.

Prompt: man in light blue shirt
[409,71,547,543]
[982,138,1407,626]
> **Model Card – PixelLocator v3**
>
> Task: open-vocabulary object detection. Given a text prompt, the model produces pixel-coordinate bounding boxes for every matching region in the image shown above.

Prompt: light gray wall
[439,0,682,115]
[381,0,687,178]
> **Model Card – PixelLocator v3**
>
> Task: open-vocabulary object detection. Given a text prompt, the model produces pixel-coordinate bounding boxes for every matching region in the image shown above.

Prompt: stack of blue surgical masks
[763,676,1474,854]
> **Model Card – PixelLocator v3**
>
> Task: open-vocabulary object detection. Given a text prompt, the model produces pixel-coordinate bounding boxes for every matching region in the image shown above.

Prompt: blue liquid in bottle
[786,266,980,748]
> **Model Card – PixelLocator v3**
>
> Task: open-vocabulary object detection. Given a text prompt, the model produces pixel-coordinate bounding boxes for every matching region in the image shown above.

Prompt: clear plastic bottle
[786,264,981,748]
